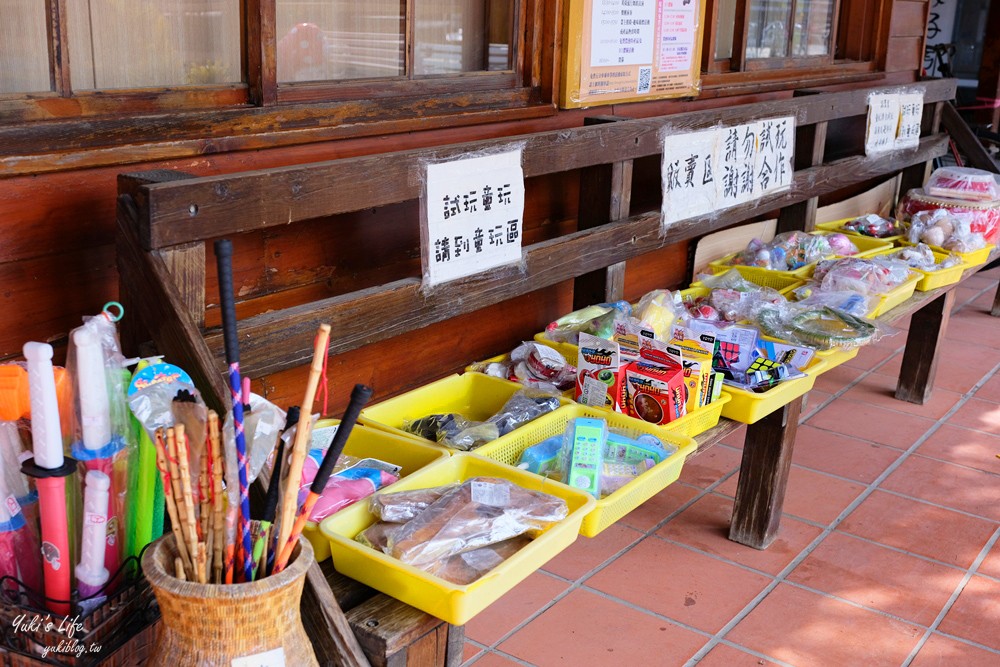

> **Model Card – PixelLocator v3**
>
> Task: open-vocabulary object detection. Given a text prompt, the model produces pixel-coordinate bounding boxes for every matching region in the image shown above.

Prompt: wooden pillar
[976,0,1000,130]
[729,396,803,549]
[895,290,956,404]
[775,121,827,234]
[573,116,633,309]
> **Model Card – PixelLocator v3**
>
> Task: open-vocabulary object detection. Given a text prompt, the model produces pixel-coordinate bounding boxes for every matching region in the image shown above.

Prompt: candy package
[924,166,1000,202]
[840,214,905,238]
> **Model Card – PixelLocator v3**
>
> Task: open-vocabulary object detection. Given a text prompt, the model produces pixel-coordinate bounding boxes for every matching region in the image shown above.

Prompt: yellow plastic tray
[276,420,451,562]
[319,453,595,625]
[360,373,570,451]
[708,253,817,280]
[688,274,804,295]
[898,240,993,268]
[758,333,859,371]
[867,272,922,317]
[720,356,829,424]
[662,392,731,438]
[811,230,894,258]
[474,404,697,537]
[815,217,905,245]
[866,248,972,292]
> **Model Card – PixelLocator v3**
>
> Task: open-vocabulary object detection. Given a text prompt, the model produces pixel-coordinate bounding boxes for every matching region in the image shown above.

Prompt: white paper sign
[590,0,658,68]
[866,93,901,155]
[896,92,924,149]
[661,128,719,225]
[661,116,795,228]
[231,647,286,667]
[422,150,525,286]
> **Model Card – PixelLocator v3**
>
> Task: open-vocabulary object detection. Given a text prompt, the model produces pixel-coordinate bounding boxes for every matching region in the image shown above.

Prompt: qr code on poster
[636,67,652,94]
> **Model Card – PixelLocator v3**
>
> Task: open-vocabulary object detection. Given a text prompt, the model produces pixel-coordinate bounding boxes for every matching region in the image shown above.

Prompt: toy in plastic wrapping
[0,423,42,598]
[634,290,682,340]
[297,460,398,523]
[403,413,499,451]
[384,478,567,572]
[887,244,962,272]
[756,304,890,351]
[510,342,576,391]
[924,166,1000,202]
[841,214,905,238]
[812,257,913,296]
[371,485,456,523]
[823,233,859,256]
[898,190,1000,244]
[691,270,787,322]
[488,389,561,437]
[728,231,833,271]
[791,287,873,318]
[542,301,631,344]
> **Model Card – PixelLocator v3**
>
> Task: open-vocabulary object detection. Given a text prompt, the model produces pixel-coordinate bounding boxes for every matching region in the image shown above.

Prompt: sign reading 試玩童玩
[560,0,706,109]
[420,149,526,287]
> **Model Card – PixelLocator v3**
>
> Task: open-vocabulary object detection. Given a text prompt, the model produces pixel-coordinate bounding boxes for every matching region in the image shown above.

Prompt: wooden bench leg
[991,280,1000,317]
[728,396,802,550]
[895,290,956,405]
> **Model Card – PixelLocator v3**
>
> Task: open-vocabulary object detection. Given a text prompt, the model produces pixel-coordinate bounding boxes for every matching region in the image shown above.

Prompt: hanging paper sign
[896,92,925,149]
[866,93,900,155]
[661,117,794,228]
[421,149,525,287]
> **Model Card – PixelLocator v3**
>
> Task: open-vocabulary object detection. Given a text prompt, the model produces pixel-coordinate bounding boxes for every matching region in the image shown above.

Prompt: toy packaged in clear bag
[728,231,833,271]
[384,477,567,572]
[755,303,894,351]
[886,244,963,272]
[402,414,499,451]
[841,214,905,238]
[487,388,562,437]
[924,166,1000,202]
[541,301,632,344]
[467,342,577,393]
[790,286,874,318]
[812,257,913,296]
[634,289,683,340]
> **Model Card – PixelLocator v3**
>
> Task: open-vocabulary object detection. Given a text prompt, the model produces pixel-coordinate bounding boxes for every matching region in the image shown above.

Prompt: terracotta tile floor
[462,266,1000,667]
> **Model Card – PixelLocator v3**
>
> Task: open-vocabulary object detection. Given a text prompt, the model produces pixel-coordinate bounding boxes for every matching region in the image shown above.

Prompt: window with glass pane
[0,0,51,94]
[276,0,513,83]
[68,0,241,90]
[714,0,738,60]
[746,0,792,59]
[791,0,834,56]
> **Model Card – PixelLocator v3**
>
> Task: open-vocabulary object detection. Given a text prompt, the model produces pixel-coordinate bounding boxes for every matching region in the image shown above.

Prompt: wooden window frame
[0,0,555,129]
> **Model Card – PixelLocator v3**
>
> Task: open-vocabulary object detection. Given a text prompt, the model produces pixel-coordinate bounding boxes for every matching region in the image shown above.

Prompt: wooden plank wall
[886,0,930,73]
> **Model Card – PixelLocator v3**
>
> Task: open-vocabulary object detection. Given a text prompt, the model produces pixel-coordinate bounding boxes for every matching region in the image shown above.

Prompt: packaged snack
[371,484,456,523]
[430,536,532,585]
[924,166,1000,202]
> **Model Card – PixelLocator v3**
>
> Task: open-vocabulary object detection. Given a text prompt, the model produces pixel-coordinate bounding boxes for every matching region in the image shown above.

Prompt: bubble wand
[20,342,76,615]
[214,239,254,583]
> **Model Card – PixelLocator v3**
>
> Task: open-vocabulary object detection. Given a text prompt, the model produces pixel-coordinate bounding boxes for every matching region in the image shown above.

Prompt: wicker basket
[0,559,158,666]
[142,535,318,666]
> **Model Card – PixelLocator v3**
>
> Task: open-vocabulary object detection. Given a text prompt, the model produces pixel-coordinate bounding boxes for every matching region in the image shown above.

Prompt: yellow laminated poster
[560,0,706,109]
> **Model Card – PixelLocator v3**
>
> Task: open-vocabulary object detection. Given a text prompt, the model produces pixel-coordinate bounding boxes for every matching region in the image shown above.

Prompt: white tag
[310,426,339,452]
[231,647,286,667]
[581,375,610,407]
[471,481,510,507]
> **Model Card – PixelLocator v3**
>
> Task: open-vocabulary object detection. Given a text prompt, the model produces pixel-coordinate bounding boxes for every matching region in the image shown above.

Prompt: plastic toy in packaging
[886,244,962,272]
[542,301,632,344]
[469,342,576,393]
[905,209,988,252]
[575,334,624,411]
[633,289,682,340]
[728,231,833,271]
[898,190,999,244]
[841,214,905,238]
[924,166,1000,202]
[812,257,913,296]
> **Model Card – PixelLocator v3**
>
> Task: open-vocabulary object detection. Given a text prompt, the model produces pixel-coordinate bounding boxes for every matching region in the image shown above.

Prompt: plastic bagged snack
[355,522,402,551]
[924,166,1000,202]
[371,484,457,523]
[386,478,568,572]
[906,209,988,252]
[841,214,905,238]
[429,536,532,585]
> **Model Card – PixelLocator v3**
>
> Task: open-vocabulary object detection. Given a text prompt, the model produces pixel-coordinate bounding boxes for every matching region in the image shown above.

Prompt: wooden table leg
[895,289,956,405]
[729,396,803,550]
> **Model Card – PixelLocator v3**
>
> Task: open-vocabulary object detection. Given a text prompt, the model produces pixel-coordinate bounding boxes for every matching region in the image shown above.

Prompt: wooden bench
[115,77,990,663]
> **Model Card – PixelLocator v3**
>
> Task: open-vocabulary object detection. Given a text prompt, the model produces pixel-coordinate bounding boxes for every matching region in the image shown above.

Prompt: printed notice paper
[422,149,525,287]
[866,91,924,154]
[661,116,794,228]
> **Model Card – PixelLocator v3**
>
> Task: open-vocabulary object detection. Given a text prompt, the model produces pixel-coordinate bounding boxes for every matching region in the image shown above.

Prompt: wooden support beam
[895,290,956,404]
[941,102,1000,174]
[992,282,1000,318]
[729,397,803,549]
[574,116,633,308]
[302,563,373,667]
[776,121,828,234]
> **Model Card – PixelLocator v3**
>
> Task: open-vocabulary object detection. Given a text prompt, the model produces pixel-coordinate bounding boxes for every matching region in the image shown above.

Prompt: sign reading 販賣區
[421,149,525,287]
[866,91,925,154]
[661,116,795,228]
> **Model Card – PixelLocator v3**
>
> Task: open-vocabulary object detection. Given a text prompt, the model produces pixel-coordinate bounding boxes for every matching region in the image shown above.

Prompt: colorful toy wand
[256,406,297,579]
[214,239,254,583]
[21,342,76,615]
[273,384,372,574]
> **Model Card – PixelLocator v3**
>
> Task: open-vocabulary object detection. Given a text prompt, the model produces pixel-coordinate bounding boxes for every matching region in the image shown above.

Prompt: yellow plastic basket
[865,248,972,292]
[286,420,450,562]
[815,217,905,244]
[474,404,697,537]
[811,230,894,258]
[867,272,922,317]
[688,274,804,295]
[757,333,859,371]
[662,392,732,438]
[720,356,829,424]
[319,453,595,625]
[898,239,993,268]
[708,253,817,280]
[360,373,570,451]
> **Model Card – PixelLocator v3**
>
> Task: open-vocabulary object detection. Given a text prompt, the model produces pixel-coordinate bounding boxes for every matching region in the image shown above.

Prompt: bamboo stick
[209,411,225,584]
[174,424,200,574]
[156,429,192,576]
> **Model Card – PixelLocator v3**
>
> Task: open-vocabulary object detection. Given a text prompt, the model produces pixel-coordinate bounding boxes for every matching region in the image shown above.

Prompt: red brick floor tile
[838,490,999,569]
[875,341,998,393]
[678,445,743,488]
[937,576,1000,651]
[975,374,1000,403]
[619,482,702,532]
[874,353,904,380]
[540,523,643,581]
[807,400,936,449]
[944,321,1000,352]
[468,652,525,667]
[947,398,1000,435]
[813,364,867,395]
[726,584,923,667]
[716,466,867,525]
[882,456,1000,522]
[977,537,1000,580]
[463,642,483,663]
[586,538,771,633]
[801,389,833,417]
[844,342,902,370]
[787,532,966,626]
[910,633,1000,667]
[840,372,963,420]
[695,643,784,666]
[792,425,902,484]
[464,571,570,646]
[499,588,706,667]
[657,494,822,575]
[916,425,1000,475]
